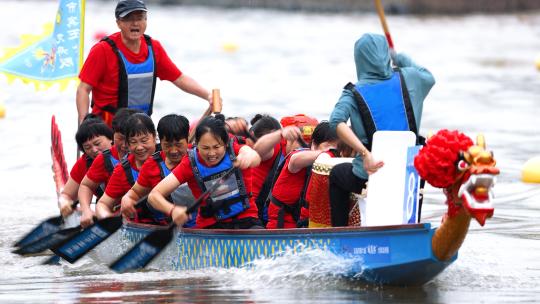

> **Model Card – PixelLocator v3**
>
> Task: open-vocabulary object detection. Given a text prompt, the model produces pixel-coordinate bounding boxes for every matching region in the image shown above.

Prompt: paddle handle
[212,88,222,114]
[374,0,394,50]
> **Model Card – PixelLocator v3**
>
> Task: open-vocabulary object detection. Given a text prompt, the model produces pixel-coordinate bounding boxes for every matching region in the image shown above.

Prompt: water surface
[1,1,539,303]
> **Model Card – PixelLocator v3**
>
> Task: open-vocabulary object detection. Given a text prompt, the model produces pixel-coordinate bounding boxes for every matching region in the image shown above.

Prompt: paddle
[109,167,236,273]
[49,196,148,264]
[12,116,76,251]
[187,88,220,143]
[13,224,83,256]
[374,0,395,50]
[13,200,79,248]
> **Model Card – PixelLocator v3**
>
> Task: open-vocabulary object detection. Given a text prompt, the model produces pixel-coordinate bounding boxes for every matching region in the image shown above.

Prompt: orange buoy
[522,156,540,183]
[0,101,5,118]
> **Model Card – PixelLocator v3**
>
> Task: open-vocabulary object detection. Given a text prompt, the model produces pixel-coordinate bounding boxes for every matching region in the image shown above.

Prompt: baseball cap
[115,0,147,19]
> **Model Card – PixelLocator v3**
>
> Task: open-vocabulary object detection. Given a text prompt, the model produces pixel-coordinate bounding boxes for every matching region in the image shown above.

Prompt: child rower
[148,115,263,229]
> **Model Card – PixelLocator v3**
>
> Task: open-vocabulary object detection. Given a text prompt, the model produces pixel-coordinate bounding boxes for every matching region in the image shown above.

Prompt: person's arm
[95,194,117,219]
[76,81,93,125]
[77,176,99,227]
[148,174,188,226]
[172,74,211,104]
[253,127,302,161]
[288,150,322,174]
[253,130,281,161]
[336,122,384,175]
[120,183,149,218]
[58,178,79,217]
[393,52,435,102]
[234,145,261,169]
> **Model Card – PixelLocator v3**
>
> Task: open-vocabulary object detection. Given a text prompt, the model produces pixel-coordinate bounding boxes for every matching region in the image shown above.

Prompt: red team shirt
[104,154,139,199]
[70,154,92,184]
[267,150,310,229]
[171,141,257,228]
[251,139,286,203]
[137,151,171,189]
[79,32,182,116]
[86,146,120,185]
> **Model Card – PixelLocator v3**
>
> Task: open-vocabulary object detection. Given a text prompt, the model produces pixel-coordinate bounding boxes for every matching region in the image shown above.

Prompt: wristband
[168,205,176,218]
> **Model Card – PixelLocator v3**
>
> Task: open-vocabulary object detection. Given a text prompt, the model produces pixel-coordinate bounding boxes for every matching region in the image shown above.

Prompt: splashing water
[213,243,365,290]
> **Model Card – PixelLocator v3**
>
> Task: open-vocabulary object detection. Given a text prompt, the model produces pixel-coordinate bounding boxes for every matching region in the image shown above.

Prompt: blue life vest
[97,35,157,116]
[188,142,250,221]
[152,152,196,227]
[93,149,119,199]
[153,152,171,177]
[345,69,418,149]
[121,158,139,186]
[83,154,105,199]
[102,149,120,175]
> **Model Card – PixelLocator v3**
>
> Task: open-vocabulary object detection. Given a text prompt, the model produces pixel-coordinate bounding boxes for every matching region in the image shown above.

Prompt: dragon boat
[112,130,498,286]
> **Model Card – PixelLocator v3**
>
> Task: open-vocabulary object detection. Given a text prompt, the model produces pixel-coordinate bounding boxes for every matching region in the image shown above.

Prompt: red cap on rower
[280,114,318,143]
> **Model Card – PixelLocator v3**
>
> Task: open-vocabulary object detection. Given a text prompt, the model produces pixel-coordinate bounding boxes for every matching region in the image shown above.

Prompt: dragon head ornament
[414,130,499,226]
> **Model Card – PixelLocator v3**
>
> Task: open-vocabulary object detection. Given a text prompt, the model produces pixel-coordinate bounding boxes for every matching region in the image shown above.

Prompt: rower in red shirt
[58,116,113,217]
[251,115,305,224]
[77,108,137,227]
[120,114,193,226]
[267,122,339,229]
[96,113,157,219]
[148,115,263,229]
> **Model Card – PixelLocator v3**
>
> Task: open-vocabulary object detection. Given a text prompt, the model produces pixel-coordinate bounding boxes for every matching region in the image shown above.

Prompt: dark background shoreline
[144,0,540,14]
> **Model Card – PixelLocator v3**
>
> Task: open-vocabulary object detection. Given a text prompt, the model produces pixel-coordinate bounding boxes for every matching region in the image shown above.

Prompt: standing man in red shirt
[76,0,213,126]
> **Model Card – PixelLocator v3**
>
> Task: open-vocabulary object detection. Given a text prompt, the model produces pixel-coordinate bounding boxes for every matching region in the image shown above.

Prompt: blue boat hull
[121,222,455,286]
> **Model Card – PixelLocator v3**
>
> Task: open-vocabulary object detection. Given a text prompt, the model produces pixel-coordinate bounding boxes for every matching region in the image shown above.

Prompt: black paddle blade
[13,226,82,256]
[14,216,64,248]
[109,226,175,273]
[52,216,123,264]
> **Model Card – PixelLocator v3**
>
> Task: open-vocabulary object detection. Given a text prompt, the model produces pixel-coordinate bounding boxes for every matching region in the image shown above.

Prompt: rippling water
[1,1,540,303]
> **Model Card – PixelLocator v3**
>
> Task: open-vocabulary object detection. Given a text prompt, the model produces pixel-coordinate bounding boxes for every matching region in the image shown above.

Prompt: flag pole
[76,0,86,159]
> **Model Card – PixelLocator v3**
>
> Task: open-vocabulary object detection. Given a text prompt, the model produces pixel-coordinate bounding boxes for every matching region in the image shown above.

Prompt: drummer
[266,121,339,229]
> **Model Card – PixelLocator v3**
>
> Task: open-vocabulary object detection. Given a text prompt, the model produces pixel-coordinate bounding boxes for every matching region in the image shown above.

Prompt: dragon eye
[457,159,469,171]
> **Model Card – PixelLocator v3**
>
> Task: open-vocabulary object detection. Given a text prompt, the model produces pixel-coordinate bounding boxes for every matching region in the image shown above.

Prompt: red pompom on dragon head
[414,129,499,226]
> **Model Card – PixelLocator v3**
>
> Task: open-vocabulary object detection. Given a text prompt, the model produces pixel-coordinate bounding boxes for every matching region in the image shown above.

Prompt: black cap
[115,0,147,19]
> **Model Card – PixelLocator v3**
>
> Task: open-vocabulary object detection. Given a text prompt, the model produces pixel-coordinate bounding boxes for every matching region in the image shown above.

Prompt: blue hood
[354,33,393,84]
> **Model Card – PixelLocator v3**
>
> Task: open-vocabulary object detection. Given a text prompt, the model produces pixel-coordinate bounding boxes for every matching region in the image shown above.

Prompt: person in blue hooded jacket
[328,33,435,227]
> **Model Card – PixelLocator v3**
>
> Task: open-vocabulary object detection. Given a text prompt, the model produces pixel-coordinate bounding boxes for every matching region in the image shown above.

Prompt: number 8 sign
[403,146,421,224]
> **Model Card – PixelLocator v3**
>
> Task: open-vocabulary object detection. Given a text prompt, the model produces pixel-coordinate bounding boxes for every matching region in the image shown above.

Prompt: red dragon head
[414,130,499,226]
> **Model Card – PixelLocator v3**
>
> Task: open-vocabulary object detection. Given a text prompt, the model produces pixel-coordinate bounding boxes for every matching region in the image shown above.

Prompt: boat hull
[121,222,455,286]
